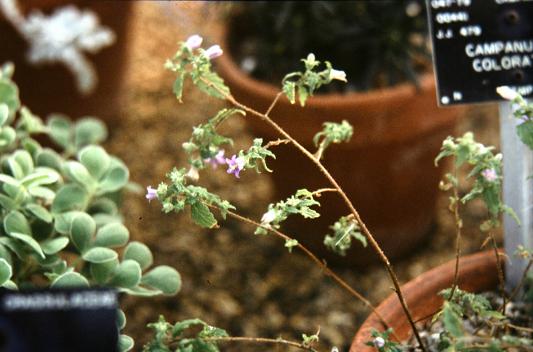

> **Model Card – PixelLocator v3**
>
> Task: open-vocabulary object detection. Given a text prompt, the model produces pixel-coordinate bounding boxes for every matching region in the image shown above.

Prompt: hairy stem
[449,170,463,302]
[507,258,533,305]
[208,204,397,339]
[486,231,507,313]
[203,336,320,352]
[224,93,425,350]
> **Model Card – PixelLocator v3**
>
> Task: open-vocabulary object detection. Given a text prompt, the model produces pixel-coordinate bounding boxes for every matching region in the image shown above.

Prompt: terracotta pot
[351,251,500,351]
[216,25,466,266]
[0,0,131,126]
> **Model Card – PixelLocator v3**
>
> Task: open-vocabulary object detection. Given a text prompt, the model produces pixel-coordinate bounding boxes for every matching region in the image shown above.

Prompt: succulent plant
[0,63,181,351]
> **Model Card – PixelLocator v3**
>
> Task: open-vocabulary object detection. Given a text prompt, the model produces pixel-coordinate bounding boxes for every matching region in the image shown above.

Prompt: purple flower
[185,34,203,50]
[146,186,158,202]
[482,168,497,182]
[225,155,245,178]
[204,45,223,60]
[205,150,226,169]
[373,337,385,349]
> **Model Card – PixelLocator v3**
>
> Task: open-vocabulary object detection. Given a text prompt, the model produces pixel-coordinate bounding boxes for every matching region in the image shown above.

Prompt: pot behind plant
[351,251,500,351]
[216,28,465,266]
[0,0,132,126]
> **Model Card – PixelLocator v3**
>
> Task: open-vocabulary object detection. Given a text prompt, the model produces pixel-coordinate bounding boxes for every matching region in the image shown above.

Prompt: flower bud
[330,69,347,82]
[496,86,519,101]
[373,336,385,349]
[205,45,223,60]
[185,34,203,50]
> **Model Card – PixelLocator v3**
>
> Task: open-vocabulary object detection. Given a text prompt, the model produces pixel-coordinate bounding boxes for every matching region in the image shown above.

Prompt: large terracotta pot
[351,251,500,351]
[216,26,466,266]
[0,0,131,125]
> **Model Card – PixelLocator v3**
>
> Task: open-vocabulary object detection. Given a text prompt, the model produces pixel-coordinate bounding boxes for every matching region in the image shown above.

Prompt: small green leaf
[516,121,533,150]
[51,271,89,288]
[13,150,34,176]
[2,280,17,290]
[173,72,186,102]
[26,204,53,223]
[79,145,111,180]
[28,186,55,201]
[141,265,181,295]
[109,260,142,289]
[74,118,108,149]
[123,242,153,270]
[91,258,119,284]
[0,79,20,118]
[54,211,84,234]
[35,149,62,170]
[0,126,16,147]
[40,236,69,255]
[190,202,217,228]
[117,309,126,330]
[82,247,118,264]
[9,232,45,258]
[442,301,463,338]
[118,334,134,352]
[0,258,12,285]
[47,115,72,150]
[69,213,96,252]
[98,164,129,194]
[0,104,8,126]
[65,161,97,190]
[94,223,129,248]
[4,210,31,236]
[0,194,15,211]
[52,184,89,213]
[21,168,60,188]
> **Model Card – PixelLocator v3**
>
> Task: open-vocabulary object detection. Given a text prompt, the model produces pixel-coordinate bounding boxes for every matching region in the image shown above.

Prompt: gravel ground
[103,2,504,351]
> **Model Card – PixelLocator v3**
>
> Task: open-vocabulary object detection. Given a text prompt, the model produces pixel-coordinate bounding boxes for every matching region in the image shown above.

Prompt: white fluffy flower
[185,166,199,182]
[373,336,385,348]
[261,209,277,224]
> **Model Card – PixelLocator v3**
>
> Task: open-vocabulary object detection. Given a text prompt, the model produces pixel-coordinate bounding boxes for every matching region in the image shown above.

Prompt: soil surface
[104,3,504,351]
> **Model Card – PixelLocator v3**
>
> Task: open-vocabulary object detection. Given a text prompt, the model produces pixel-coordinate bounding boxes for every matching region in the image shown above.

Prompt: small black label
[0,288,118,352]
[427,0,533,105]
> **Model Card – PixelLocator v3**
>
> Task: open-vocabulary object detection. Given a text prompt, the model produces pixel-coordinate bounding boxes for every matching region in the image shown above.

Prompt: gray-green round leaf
[4,210,31,235]
[0,126,16,147]
[51,271,89,288]
[117,309,126,330]
[98,165,129,194]
[0,79,19,118]
[69,213,95,252]
[82,247,118,264]
[13,150,34,176]
[0,104,8,126]
[40,237,69,255]
[26,204,53,223]
[90,258,118,284]
[79,145,110,180]
[21,168,60,188]
[74,118,108,148]
[94,223,129,248]
[123,242,153,270]
[47,115,71,150]
[109,260,141,289]
[36,149,62,170]
[118,334,134,352]
[0,258,12,285]
[9,232,45,258]
[52,184,89,213]
[141,265,181,295]
[65,161,96,190]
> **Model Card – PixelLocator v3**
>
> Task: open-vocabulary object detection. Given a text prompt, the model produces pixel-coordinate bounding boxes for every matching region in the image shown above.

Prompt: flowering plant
[142,34,533,351]
[0,63,181,351]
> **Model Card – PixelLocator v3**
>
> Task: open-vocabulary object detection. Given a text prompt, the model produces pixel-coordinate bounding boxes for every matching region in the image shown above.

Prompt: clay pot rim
[216,24,437,109]
[350,251,500,351]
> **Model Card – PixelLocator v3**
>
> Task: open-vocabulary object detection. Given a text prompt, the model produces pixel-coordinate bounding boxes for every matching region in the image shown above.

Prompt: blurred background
[0,1,502,351]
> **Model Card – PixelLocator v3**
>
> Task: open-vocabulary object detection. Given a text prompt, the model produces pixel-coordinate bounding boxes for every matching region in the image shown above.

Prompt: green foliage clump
[324,215,366,256]
[0,64,181,351]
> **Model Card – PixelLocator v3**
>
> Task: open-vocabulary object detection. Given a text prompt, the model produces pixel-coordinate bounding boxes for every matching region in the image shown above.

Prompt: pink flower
[145,186,157,202]
[205,150,226,169]
[204,45,223,60]
[482,168,497,182]
[225,155,245,178]
[185,34,203,50]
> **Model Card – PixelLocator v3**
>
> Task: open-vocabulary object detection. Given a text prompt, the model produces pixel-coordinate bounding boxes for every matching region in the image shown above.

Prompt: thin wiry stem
[198,77,423,349]
[204,336,320,351]
[448,169,463,302]
[207,203,398,339]
[224,92,426,350]
[506,258,532,306]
